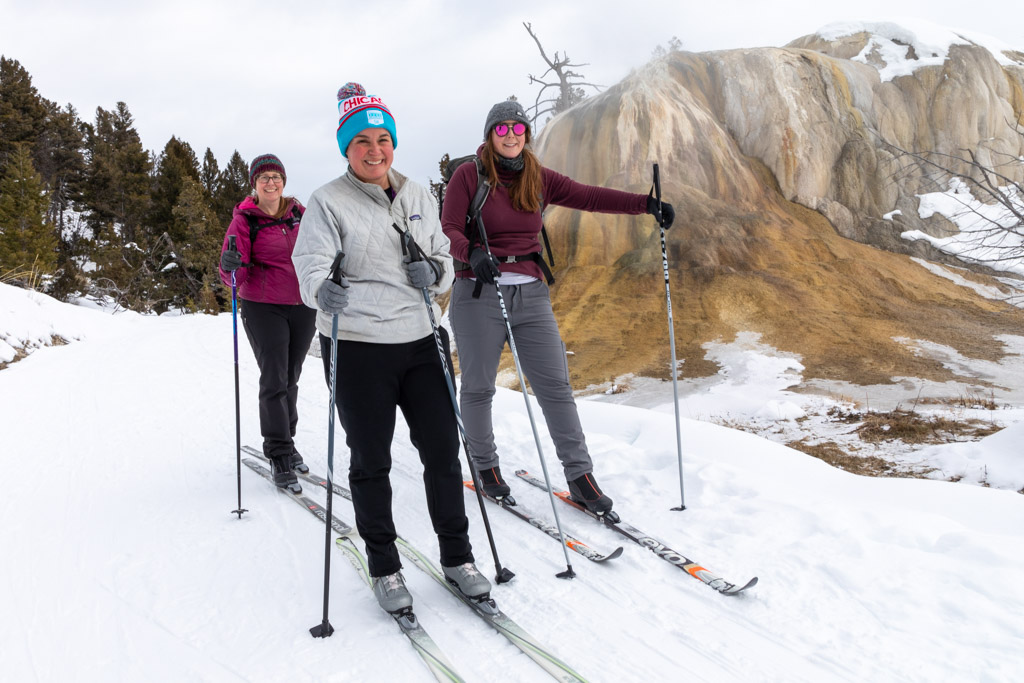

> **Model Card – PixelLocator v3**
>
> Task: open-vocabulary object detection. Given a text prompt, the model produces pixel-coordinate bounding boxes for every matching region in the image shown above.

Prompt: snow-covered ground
[2,282,1023,682]
[585,330,1024,492]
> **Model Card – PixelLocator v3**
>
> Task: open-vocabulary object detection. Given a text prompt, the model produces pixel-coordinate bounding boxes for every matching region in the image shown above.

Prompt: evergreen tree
[213,150,249,226]
[37,103,87,301]
[81,102,151,243]
[0,143,55,278]
[82,103,156,310]
[149,136,200,242]
[37,102,85,229]
[161,176,222,312]
[0,56,50,173]
[200,147,219,199]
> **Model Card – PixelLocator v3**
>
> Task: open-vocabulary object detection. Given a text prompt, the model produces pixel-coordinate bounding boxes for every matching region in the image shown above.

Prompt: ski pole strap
[391,224,441,282]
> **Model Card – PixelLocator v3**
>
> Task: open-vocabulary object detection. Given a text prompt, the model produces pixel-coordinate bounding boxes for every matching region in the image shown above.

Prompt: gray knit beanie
[483,100,531,141]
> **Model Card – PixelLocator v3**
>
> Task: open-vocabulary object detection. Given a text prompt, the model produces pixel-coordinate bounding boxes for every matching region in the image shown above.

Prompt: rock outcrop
[526,22,1024,389]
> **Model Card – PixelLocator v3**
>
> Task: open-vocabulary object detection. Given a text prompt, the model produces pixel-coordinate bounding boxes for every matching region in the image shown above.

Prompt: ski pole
[400,230,515,585]
[311,249,345,639]
[654,164,686,511]
[475,212,576,580]
[229,236,247,520]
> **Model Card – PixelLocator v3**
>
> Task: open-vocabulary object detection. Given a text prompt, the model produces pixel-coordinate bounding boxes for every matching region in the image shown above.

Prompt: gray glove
[316,276,350,314]
[404,255,441,289]
[221,249,243,272]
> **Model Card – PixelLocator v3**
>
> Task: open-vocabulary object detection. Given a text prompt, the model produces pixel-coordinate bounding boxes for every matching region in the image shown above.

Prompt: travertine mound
[523,25,1024,388]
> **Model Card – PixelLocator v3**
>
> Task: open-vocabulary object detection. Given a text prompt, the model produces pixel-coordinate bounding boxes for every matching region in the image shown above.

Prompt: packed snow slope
[2,284,1023,682]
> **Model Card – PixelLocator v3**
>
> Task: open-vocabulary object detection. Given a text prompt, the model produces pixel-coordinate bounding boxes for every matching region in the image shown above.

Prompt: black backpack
[243,204,302,266]
[440,154,555,288]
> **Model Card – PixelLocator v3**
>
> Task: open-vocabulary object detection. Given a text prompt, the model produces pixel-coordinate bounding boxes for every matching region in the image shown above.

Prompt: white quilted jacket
[292,168,453,343]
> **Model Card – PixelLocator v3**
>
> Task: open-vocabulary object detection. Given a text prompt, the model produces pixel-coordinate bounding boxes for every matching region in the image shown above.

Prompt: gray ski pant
[449,278,593,481]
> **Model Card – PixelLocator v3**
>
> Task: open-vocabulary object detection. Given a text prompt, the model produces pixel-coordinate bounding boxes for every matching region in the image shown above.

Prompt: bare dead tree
[523,22,603,127]
[882,131,1024,275]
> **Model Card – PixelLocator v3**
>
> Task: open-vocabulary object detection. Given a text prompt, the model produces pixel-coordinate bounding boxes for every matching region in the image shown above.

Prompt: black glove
[221,249,243,272]
[646,192,675,230]
[316,276,350,314]
[404,255,441,288]
[468,247,502,285]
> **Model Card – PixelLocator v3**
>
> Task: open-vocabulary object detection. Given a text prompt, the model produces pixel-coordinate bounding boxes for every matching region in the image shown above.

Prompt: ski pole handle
[226,235,252,269]
[401,230,422,262]
[328,250,344,285]
[653,163,662,216]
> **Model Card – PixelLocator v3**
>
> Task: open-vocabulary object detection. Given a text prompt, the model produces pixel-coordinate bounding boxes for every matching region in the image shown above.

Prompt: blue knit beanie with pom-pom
[336,82,397,158]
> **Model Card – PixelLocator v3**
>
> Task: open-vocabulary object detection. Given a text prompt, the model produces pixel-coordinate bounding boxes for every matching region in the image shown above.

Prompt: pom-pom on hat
[483,100,531,141]
[249,153,286,188]
[336,82,398,158]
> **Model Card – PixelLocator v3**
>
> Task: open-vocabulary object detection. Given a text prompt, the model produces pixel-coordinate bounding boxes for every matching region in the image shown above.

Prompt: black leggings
[240,300,317,459]
[320,330,473,576]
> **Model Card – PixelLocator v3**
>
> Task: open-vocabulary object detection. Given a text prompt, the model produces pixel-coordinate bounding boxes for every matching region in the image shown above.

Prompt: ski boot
[568,473,618,522]
[477,466,515,504]
[443,563,497,614]
[269,453,301,494]
[290,448,310,474]
[372,572,413,615]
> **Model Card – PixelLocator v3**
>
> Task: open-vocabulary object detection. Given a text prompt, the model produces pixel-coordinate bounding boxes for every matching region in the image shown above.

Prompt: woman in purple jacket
[219,154,317,490]
[441,101,675,517]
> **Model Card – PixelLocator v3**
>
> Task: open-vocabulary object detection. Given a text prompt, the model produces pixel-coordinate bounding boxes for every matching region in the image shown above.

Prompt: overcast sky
[3,0,1023,202]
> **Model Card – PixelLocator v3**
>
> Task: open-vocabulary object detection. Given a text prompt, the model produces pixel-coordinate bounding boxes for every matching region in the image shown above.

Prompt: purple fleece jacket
[219,196,305,305]
[441,146,648,281]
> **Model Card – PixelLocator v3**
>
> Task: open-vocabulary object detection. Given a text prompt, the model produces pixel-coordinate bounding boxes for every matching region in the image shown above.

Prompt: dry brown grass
[0,335,69,372]
[852,408,1000,443]
[917,391,1000,411]
[785,439,922,477]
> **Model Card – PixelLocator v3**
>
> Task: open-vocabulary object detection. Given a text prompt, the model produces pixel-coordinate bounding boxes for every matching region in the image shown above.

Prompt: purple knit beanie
[248,154,286,188]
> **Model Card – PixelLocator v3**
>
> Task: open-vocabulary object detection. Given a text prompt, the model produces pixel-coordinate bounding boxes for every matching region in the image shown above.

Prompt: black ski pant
[240,300,317,460]
[320,329,473,577]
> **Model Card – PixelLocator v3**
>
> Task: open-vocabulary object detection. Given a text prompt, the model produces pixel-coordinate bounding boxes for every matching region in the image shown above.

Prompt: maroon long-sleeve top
[441,147,648,281]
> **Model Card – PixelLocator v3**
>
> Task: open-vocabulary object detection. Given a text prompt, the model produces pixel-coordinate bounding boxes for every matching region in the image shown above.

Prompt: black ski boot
[568,472,616,520]
[477,466,514,504]
[290,448,310,474]
[269,454,301,493]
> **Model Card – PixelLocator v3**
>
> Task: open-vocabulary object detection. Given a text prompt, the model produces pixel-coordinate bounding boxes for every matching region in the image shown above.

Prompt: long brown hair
[253,194,298,218]
[480,130,543,214]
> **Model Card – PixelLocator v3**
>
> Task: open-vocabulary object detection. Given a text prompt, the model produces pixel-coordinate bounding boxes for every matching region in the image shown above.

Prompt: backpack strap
[244,205,302,267]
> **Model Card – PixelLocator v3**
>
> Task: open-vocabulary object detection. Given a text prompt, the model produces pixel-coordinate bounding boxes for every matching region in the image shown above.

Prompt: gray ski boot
[372,572,413,614]
[442,563,492,599]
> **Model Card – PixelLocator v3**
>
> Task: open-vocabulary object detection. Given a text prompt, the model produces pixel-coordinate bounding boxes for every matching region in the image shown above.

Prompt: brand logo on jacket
[409,215,421,221]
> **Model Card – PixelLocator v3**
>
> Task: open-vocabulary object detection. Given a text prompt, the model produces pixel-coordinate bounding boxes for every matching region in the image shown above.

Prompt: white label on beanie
[367,109,384,125]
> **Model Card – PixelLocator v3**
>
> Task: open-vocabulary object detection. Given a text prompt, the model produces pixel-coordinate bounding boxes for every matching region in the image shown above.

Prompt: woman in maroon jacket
[219,154,316,490]
[441,101,674,517]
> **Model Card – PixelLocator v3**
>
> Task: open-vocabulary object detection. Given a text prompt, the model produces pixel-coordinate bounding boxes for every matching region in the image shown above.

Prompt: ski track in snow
[3,291,1024,682]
